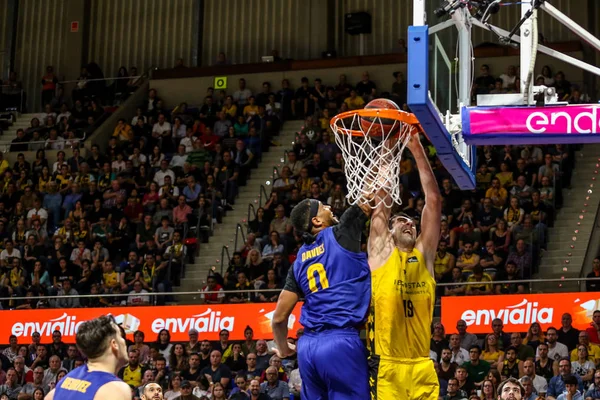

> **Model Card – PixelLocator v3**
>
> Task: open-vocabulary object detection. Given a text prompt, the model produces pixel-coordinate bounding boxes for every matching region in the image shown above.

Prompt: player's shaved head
[141,382,163,399]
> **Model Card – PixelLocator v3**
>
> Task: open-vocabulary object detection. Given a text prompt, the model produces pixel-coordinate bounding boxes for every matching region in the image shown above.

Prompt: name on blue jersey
[301,243,325,262]
[60,377,92,393]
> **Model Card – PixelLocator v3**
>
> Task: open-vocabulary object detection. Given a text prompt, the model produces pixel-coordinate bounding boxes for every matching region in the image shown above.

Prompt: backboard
[408,0,600,190]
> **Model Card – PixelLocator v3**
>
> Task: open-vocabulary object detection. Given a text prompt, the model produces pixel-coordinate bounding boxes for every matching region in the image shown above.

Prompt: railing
[3,276,600,305]
[247,203,256,232]
[234,223,246,252]
[258,184,270,207]
[0,132,88,153]
[57,76,143,85]
[220,245,231,276]
[0,87,25,113]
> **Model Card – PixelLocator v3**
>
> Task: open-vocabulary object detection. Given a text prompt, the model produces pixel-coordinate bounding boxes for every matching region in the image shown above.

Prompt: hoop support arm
[471,19,600,77]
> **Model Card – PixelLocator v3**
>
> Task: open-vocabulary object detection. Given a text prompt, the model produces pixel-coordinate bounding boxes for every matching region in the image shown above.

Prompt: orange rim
[330,108,423,137]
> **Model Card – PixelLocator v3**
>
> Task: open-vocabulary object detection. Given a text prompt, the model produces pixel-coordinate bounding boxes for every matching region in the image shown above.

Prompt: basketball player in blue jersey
[45,315,131,400]
[272,198,372,399]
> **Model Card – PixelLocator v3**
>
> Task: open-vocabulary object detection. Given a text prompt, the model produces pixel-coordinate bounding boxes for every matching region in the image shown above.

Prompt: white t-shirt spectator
[129,153,147,168]
[27,207,49,229]
[233,89,252,106]
[0,248,21,262]
[450,348,470,365]
[131,115,147,125]
[536,341,568,361]
[46,135,65,150]
[153,169,176,187]
[52,161,68,174]
[266,102,282,116]
[152,121,171,136]
[57,111,72,122]
[180,136,197,153]
[70,247,91,263]
[171,124,187,139]
[500,74,517,89]
[170,154,188,169]
[127,289,150,305]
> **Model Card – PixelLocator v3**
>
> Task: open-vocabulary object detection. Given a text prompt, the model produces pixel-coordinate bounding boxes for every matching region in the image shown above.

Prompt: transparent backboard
[426,8,459,116]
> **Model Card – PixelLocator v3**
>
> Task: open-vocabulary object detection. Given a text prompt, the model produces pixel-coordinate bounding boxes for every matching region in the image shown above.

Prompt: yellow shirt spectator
[112,120,133,142]
[0,158,8,175]
[570,343,600,364]
[466,271,493,295]
[243,104,259,117]
[485,185,508,209]
[343,93,365,110]
[223,104,237,118]
[456,248,480,272]
[103,270,119,289]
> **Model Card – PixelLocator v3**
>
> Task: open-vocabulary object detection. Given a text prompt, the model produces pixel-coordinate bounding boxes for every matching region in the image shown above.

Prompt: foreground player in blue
[272,198,372,399]
[45,315,131,400]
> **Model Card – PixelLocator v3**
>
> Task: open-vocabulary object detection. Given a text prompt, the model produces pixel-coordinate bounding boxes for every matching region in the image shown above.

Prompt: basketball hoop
[330,106,421,209]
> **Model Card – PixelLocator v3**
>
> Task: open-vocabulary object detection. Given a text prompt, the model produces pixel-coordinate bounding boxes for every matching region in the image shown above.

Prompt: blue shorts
[297,329,369,400]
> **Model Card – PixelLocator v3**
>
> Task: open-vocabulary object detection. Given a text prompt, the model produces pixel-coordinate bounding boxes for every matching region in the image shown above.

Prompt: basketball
[359,98,402,137]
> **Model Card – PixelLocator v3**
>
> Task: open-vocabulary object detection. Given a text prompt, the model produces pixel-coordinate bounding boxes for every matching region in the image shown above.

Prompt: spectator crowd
[0,325,303,399]
[0,54,596,400]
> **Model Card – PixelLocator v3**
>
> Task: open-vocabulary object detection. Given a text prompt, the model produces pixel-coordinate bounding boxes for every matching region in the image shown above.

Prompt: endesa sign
[462,104,600,145]
[442,293,600,334]
[0,303,303,345]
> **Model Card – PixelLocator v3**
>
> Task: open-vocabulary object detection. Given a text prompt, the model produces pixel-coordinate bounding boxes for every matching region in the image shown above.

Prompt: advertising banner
[0,303,303,344]
[462,104,600,145]
[442,293,600,334]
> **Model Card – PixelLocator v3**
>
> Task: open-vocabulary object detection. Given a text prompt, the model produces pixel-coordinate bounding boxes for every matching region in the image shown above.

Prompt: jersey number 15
[307,263,329,293]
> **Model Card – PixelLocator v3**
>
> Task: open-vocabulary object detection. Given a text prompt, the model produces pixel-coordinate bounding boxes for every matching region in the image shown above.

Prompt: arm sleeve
[332,205,369,253]
[282,265,303,297]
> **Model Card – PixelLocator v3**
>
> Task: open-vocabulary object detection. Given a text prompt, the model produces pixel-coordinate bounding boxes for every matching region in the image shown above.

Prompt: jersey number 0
[307,263,329,293]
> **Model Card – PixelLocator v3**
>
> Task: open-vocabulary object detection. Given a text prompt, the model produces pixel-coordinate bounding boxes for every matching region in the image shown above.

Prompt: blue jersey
[54,364,122,400]
[293,226,370,331]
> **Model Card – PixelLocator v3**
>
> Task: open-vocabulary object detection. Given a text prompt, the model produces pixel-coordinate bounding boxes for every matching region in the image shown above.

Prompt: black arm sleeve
[332,205,369,253]
[282,265,303,297]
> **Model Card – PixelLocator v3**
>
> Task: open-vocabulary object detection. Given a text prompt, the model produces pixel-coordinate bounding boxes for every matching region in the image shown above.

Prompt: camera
[434,0,501,21]
[433,0,467,18]
[473,0,501,21]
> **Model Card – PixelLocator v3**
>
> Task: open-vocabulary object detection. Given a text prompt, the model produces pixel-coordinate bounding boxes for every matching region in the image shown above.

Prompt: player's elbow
[272,312,289,326]
[426,193,442,207]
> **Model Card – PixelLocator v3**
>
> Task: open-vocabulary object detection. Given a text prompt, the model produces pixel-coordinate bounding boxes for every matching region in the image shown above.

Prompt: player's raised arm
[409,135,442,275]
[368,139,396,271]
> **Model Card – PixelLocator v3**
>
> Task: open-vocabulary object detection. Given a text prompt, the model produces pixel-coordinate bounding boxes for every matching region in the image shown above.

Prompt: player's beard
[393,229,416,249]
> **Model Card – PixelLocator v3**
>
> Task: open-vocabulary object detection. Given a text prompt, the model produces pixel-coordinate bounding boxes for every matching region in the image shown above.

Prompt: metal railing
[57,76,143,85]
[3,276,600,305]
[0,87,25,113]
[247,203,256,232]
[258,184,270,207]
[220,245,231,275]
[0,132,87,153]
[234,223,246,252]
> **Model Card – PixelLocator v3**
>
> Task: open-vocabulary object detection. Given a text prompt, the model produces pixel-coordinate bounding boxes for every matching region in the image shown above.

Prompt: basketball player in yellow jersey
[367,134,441,400]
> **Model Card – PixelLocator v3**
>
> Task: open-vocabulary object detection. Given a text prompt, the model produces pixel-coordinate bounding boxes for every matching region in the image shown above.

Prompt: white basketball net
[331,111,419,209]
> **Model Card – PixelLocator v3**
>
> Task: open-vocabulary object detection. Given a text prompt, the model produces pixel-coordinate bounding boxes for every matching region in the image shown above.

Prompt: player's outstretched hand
[406,132,422,150]
[274,343,297,359]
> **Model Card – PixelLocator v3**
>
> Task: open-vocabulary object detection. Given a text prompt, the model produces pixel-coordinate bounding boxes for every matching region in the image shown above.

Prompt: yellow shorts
[369,355,439,400]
